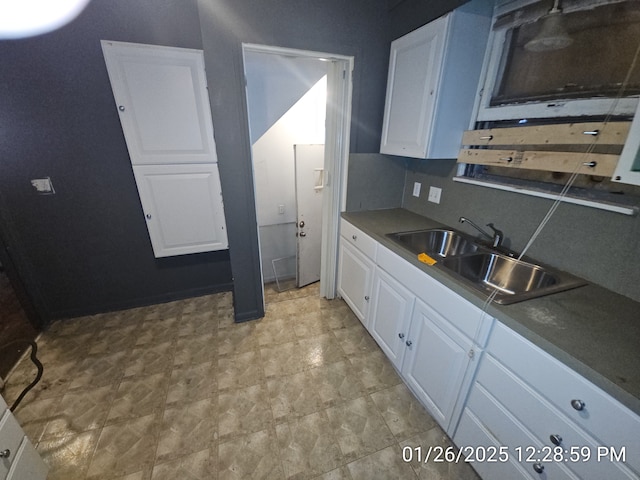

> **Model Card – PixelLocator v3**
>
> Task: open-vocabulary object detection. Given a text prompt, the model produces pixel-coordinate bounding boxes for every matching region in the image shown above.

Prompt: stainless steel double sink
[387,228,586,304]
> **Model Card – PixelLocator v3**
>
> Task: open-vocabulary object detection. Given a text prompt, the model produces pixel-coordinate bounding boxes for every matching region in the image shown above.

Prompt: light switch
[30,177,55,194]
[278,204,285,214]
[412,182,421,197]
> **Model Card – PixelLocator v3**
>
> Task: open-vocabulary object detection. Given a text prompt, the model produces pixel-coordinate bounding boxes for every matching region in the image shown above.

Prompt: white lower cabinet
[337,239,375,327]
[339,219,640,480]
[402,299,477,432]
[369,267,414,369]
[454,322,640,480]
[0,396,47,480]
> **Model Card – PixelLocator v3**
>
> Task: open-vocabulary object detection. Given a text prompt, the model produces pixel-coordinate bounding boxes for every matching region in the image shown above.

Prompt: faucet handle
[485,223,504,247]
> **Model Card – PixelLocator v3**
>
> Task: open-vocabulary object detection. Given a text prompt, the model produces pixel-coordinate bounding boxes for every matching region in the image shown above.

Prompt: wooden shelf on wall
[458,121,631,178]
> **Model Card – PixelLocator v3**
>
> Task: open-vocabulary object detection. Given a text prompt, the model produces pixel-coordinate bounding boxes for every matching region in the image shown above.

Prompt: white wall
[248,70,327,282]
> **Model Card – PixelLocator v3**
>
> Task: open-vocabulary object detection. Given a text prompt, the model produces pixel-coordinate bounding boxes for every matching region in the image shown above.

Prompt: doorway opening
[242,44,353,308]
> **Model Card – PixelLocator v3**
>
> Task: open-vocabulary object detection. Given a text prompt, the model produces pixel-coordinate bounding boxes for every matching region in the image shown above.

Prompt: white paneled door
[101,41,218,165]
[295,144,324,287]
[102,41,228,257]
[132,164,228,257]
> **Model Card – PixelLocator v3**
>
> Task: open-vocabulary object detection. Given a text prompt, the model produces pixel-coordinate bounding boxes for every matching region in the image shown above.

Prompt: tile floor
[2,283,480,480]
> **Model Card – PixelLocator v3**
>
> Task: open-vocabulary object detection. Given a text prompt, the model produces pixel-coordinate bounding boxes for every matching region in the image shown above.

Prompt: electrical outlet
[428,186,442,204]
[412,182,421,197]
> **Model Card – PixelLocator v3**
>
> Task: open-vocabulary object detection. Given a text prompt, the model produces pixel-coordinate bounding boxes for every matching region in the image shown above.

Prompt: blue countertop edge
[342,208,640,417]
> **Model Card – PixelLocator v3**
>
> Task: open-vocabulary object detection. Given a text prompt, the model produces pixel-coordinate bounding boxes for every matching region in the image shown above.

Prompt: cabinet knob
[549,434,562,446]
[532,463,544,474]
[406,340,412,347]
[146,213,152,220]
[0,449,10,458]
[118,105,126,112]
[398,333,405,339]
[571,399,585,411]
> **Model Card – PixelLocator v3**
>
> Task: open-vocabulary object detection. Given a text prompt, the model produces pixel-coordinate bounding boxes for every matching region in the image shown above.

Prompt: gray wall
[402,159,640,303]
[0,0,467,323]
[0,0,233,321]
[346,154,407,211]
[197,0,392,320]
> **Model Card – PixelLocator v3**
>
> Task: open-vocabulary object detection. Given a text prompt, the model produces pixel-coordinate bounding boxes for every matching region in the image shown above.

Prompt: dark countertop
[342,208,640,416]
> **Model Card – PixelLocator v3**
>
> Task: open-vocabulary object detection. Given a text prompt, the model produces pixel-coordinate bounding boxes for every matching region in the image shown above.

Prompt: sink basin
[440,252,586,304]
[387,229,479,258]
[387,227,586,304]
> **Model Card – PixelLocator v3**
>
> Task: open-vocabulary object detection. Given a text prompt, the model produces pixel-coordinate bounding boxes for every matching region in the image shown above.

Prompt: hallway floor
[3,283,479,480]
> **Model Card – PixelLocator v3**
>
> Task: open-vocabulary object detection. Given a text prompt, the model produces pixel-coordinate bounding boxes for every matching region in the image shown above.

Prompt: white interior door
[295,144,324,287]
[101,40,218,165]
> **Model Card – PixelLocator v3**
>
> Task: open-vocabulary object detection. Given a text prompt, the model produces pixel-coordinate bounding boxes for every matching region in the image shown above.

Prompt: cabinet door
[369,268,414,369]
[380,15,447,158]
[337,240,374,327]
[133,164,228,257]
[102,41,218,166]
[402,299,473,432]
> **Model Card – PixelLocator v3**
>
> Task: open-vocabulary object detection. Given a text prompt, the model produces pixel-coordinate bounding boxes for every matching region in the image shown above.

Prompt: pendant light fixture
[0,0,92,39]
[524,0,574,52]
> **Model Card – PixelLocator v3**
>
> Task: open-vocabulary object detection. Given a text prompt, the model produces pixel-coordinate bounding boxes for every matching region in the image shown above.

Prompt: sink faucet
[459,217,504,248]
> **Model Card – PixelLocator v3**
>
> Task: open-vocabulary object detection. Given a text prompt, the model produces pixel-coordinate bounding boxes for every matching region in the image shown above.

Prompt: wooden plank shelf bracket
[458,121,632,178]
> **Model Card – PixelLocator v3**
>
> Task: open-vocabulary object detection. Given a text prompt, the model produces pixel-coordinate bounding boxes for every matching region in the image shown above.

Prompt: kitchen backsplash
[345,153,640,303]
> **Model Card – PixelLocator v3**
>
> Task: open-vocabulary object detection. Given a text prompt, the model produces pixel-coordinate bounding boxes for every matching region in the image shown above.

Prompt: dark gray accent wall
[196,0,392,321]
[402,159,640,303]
[0,0,233,322]
[346,154,407,212]
[389,0,469,39]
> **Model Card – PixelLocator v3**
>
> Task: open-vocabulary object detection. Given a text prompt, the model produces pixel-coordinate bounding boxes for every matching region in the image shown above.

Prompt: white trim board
[452,176,638,216]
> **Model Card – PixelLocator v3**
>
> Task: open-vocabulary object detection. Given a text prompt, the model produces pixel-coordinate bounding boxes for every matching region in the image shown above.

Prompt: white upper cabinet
[101,41,218,165]
[380,0,493,159]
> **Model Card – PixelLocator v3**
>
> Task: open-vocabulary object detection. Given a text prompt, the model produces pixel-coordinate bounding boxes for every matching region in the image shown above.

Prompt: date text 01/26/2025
[401,445,627,465]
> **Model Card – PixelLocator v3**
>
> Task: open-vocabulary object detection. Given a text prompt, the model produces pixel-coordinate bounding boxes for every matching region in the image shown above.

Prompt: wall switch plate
[30,177,55,194]
[278,204,285,214]
[412,182,421,197]
[428,186,442,204]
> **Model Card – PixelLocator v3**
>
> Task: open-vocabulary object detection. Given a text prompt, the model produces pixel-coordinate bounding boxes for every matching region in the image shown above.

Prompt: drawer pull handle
[352,235,357,240]
[550,434,562,446]
[406,340,413,347]
[364,296,370,302]
[398,333,405,339]
[0,449,10,458]
[533,463,544,474]
[571,399,585,411]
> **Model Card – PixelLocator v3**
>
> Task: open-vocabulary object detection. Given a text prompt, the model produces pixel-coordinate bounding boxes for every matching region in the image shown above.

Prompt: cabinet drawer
[463,384,577,479]
[455,409,530,480]
[476,354,637,480]
[7,437,48,480]
[376,244,493,343]
[0,411,25,480]
[340,220,377,260]
[488,322,640,475]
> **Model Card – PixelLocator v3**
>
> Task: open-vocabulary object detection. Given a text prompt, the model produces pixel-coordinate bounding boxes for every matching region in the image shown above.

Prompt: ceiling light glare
[0,0,92,39]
